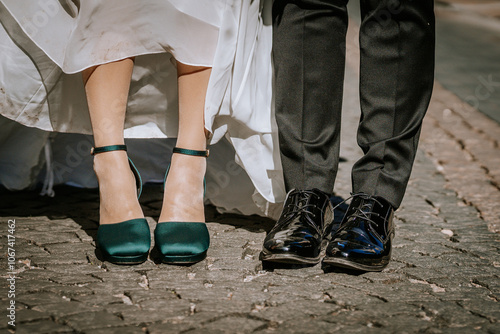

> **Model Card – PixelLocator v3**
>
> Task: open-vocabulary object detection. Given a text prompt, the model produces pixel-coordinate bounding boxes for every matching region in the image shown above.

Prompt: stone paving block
[357,301,424,316]
[71,293,127,306]
[170,285,236,302]
[91,326,147,334]
[14,319,75,334]
[15,244,51,258]
[116,307,182,325]
[208,246,251,259]
[17,308,51,323]
[206,257,260,272]
[417,301,491,328]
[262,279,336,304]
[15,231,82,246]
[7,216,53,226]
[410,243,459,259]
[33,301,103,319]
[123,288,180,304]
[267,266,326,280]
[381,260,408,272]
[426,282,493,302]
[372,284,441,303]
[322,288,388,307]
[101,260,157,272]
[481,323,500,334]
[148,321,200,334]
[148,279,197,291]
[438,265,497,279]
[193,300,254,315]
[91,270,144,282]
[257,318,341,334]
[197,316,267,333]
[452,235,500,243]
[41,263,106,275]
[192,267,257,284]
[75,229,95,243]
[341,313,433,332]
[44,242,95,254]
[472,277,500,291]
[34,283,95,298]
[176,311,231,327]
[438,253,492,267]
[360,272,407,284]
[16,267,61,280]
[224,285,271,304]
[146,267,192,282]
[139,298,192,315]
[61,311,125,331]
[254,299,343,323]
[458,299,500,323]
[16,279,61,295]
[396,254,458,270]
[29,252,89,266]
[16,292,71,307]
[49,273,102,285]
[22,218,82,232]
[449,242,500,256]
[83,281,148,296]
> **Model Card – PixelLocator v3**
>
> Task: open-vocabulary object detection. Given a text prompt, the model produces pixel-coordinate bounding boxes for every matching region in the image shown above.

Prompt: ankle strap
[173,147,209,157]
[91,145,127,155]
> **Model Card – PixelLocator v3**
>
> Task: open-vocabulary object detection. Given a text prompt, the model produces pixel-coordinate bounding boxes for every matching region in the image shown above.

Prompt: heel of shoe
[92,145,150,265]
[155,147,210,264]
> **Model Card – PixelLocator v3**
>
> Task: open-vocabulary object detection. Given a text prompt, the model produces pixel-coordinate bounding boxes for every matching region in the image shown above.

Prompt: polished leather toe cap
[260,189,334,263]
[263,228,322,258]
[324,194,394,271]
[326,228,391,264]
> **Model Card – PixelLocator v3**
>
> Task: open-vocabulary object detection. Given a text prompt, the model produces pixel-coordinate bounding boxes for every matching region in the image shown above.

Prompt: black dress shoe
[323,193,394,271]
[260,189,334,264]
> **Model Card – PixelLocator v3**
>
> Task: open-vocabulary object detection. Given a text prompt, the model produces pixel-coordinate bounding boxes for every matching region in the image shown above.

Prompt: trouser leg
[273,0,349,194]
[352,0,435,208]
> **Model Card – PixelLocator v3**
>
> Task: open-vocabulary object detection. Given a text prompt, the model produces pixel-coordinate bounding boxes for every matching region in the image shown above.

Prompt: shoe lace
[283,190,323,220]
[332,193,391,237]
[348,193,384,228]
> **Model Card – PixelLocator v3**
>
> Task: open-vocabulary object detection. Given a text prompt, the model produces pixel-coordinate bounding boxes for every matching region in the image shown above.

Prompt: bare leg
[159,62,211,223]
[82,58,144,225]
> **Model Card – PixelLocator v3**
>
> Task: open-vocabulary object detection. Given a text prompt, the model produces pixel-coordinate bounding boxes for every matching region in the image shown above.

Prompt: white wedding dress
[0,0,284,217]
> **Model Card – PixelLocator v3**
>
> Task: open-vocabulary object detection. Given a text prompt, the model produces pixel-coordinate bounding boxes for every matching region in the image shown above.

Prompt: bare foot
[93,151,144,225]
[158,153,206,223]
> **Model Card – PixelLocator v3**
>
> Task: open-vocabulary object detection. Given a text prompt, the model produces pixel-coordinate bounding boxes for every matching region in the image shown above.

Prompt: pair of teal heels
[93,145,210,265]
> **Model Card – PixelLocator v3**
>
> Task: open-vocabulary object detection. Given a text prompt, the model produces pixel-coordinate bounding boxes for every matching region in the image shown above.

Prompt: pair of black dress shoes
[260,189,395,271]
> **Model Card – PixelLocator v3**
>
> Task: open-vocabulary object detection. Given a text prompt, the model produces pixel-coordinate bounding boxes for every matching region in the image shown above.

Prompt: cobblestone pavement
[1,19,500,334]
[437,0,500,21]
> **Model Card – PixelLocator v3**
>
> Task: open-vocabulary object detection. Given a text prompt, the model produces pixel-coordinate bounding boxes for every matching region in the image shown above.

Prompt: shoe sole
[160,250,207,265]
[322,256,387,272]
[259,249,322,265]
[102,252,149,265]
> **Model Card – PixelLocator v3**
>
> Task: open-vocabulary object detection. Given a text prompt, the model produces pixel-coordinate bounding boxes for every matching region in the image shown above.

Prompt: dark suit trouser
[273,0,435,208]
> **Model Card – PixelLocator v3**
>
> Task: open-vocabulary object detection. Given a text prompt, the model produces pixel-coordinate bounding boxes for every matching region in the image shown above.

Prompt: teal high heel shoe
[92,145,151,264]
[154,147,210,264]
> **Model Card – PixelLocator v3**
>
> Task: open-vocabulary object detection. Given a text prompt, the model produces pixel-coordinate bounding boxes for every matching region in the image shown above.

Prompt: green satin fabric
[154,222,209,259]
[97,218,151,261]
